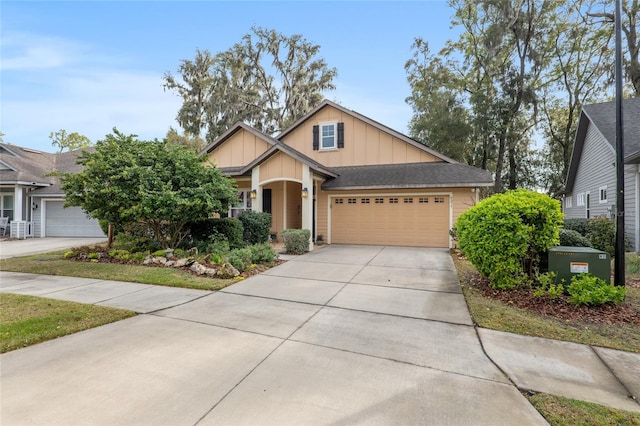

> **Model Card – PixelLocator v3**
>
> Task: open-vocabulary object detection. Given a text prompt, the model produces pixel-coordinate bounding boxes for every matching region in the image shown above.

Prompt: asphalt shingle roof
[321,162,493,190]
[582,97,640,161]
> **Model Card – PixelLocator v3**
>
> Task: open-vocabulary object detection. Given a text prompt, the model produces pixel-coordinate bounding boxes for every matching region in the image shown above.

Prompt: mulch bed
[467,272,640,325]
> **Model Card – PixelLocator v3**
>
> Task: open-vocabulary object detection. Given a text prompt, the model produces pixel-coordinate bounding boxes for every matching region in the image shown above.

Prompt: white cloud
[0,31,86,70]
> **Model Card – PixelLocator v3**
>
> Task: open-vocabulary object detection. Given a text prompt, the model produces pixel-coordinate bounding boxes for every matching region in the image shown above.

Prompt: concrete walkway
[0,237,107,259]
[1,245,639,425]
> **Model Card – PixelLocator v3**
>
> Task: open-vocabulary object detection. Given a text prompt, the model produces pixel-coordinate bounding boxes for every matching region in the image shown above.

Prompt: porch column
[301,164,314,251]
[282,181,288,230]
[14,186,23,221]
[251,165,262,212]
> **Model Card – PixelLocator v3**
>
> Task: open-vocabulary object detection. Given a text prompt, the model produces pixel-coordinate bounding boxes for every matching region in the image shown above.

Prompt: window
[348,198,357,204]
[389,198,398,204]
[434,197,445,203]
[565,196,572,209]
[576,193,585,207]
[361,198,370,204]
[403,198,413,204]
[335,198,343,204]
[419,197,429,204]
[599,186,607,203]
[321,123,336,150]
[0,194,14,221]
[229,191,252,218]
[375,198,384,204]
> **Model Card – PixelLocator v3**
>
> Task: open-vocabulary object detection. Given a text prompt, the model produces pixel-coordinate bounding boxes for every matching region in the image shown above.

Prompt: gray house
[563,97,640,251]
[0,143,105,238]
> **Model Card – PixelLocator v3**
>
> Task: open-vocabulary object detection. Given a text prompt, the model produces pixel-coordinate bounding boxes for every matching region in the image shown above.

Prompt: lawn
[0,251,235,291]
[454,254,640,353]
[528,393,640,426]
[0,293,136,353]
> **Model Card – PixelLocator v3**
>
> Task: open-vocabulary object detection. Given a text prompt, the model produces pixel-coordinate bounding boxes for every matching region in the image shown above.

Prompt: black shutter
[313,125,319,150]
[337,122,344,148]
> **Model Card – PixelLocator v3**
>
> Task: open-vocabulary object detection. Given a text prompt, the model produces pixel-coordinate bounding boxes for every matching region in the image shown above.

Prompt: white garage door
[330,195,450,247]
[44,201,105,237]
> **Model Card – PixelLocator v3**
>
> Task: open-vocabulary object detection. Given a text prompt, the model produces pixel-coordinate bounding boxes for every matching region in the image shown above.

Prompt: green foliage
[186,218,244,249]
[567,274,626,306]
[559,229,592,247]
[152,250,167,257]
[281,229,311,255]
[456,190,563,289]
[585,216,616,257]
[227,247,252,272]
[238,210,272,245]
[108,249,132,261]
[61,129,238,249]
[63,251,75,259]
[533,272,565,299]
[563,218,590,237]
[87,253,99,260]
[49,129,91,153]
[111,232,156,253]
[247,243,277,264]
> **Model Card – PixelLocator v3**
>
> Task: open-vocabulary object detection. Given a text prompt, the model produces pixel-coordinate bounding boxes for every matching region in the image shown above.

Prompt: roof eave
[321,182,493,191]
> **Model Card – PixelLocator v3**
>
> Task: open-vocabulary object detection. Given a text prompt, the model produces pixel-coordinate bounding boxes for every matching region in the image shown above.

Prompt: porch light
[301,187,309,198]
[250,189,257,199]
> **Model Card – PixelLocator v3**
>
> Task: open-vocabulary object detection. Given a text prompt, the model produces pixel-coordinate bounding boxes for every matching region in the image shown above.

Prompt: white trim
[585,191,591,218]
[576,192,585,207]
[327,191,454,247]
[598,185,608,204]
[259,177,303,186]
[565,196,572,209]
[636,166,640,252]
[319,122,337,151]
[283,181,288,230]
[251,165,261,212]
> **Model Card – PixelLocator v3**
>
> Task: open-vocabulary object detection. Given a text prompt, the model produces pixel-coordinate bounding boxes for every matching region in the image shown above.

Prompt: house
[0,143,105,238]
[201,100,493,249]
[563,97,640,252]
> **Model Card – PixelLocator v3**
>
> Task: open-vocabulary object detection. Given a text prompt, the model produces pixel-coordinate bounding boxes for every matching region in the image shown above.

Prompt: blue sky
[2,1,460,152]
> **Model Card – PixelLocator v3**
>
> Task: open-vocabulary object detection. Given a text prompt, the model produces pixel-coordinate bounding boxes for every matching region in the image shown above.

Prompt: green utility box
[548,246,611,285]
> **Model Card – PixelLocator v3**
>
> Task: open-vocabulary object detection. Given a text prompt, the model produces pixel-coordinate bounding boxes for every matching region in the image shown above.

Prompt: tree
[61,129,238,248]
[163,26,338,143]
[165,126,205,152]
[49,129,92,153]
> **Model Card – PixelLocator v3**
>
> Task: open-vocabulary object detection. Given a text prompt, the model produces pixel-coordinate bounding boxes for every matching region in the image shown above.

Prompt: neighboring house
[201,100,493,248]
[563,97,640,252]
[0,143,105,238]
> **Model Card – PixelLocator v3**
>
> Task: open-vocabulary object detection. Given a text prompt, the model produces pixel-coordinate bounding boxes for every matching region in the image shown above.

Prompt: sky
[1,1,461,153]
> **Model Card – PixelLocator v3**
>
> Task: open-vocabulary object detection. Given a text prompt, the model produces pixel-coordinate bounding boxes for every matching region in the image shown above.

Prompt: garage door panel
[45,201,105,238]
[331,196,450,247]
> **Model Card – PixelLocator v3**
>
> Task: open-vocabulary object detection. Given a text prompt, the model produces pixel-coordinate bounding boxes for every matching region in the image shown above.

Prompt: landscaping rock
[190,262,208,275]
[153,256,167,265]
[165,261,175,267]
[217,263,240,278]
[143,256,153,265]
[205,268,218,277]
[174,258,188,268]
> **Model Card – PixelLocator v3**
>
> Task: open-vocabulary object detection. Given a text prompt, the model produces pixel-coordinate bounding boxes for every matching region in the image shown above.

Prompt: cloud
[0,31,87,70]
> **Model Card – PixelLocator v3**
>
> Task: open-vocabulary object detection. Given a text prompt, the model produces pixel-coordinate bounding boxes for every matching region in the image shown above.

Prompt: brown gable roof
[239,142,337,178]
[321,162,493,190]
[199,122,277,155]
[276,99,458,164]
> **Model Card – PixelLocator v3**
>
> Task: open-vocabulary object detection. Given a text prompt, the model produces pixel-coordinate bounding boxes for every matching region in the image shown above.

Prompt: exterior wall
[624,165,638,251]
[259,152,303,183]
[263,182,284,235]
[206,129,271,168]
[280,105,440,167]
[315,186,477,246]
[564,123,616,220]
[286,181,302,229]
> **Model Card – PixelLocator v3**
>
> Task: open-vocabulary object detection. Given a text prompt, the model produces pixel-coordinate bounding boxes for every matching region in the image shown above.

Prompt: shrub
[281,229,311,255]
[559,229,592,247]
[111,232,157,253]
[567,274,626,305]
[227,247,253,272]
[247,243,277,264]
[238,211,272,245]
[108,249,132,261]
[563,218,590,236]
[585,216,616,257]
[456,189,563,289]
[185,218,244,250]
[533,272,564,299]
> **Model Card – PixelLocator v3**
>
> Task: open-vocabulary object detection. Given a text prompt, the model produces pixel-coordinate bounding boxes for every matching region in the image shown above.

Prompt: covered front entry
[330,194,450,247]
[260,181,303,238]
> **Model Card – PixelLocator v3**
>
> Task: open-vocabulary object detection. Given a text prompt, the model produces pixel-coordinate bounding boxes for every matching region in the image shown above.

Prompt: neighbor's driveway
[0,237,107,259]
[0,245,548,425]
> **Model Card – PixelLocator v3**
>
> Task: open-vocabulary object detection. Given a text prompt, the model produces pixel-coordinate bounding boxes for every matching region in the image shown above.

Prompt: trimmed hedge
[559,229,592,247]
[238,211,272,245]
[563,218,590,236]
[281,229,310,255]
[456,189,563,289]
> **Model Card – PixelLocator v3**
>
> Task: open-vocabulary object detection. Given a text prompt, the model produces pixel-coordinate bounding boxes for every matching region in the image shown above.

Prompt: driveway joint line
[325,304,474,327]
[257,273,353,284]
[217,290,332,307]
[347,281,463,295]
[589,345,640,405]
[472,326,518,389]
[322,246,384,306]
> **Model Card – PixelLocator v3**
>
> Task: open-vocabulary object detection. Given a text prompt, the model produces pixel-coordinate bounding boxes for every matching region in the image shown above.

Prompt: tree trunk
[107,223,114,249]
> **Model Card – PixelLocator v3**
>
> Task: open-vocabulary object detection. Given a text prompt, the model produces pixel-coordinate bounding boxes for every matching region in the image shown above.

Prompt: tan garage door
[330,195,450,247]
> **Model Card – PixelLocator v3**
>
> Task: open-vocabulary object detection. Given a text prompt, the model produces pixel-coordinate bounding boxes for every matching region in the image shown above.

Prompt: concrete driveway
[0,237,107,259]
[0,245,548,425]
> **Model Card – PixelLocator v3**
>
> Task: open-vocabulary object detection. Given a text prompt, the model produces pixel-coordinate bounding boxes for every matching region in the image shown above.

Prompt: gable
[259,151,304,183]
[570,122,615,196]
[205,128,272,168]
[279,104,445,167]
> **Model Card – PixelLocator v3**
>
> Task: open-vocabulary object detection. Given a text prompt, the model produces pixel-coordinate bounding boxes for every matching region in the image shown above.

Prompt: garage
[44,200,105,237]
[330,195,450,247]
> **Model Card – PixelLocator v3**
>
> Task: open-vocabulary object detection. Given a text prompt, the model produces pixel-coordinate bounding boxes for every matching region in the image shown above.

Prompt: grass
[0,293,136,353]
[454,255,640,353]
[528,393,640,426]
[0,251,235,291]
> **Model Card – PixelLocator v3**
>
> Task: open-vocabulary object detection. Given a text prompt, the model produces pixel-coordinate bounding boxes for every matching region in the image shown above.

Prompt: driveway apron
[1,245,548,425]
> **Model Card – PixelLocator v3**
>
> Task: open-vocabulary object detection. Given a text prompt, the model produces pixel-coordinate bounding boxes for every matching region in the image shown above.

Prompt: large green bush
[281,229,311,255]
[559,229,592,248]
[563,218,590,236]
[585,216,616,257]
[238,211,272,245]
[456,189,563,289]
[567,274,626,306]
[185,217,244,249]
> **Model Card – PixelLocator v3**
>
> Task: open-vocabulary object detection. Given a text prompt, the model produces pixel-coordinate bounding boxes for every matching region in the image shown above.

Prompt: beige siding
[206,129,271,168]
[263,182,283,235]
[259,152,303,183]
[280,105,440,167]
[286,182,302,229]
